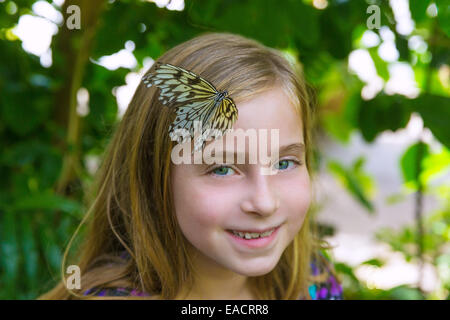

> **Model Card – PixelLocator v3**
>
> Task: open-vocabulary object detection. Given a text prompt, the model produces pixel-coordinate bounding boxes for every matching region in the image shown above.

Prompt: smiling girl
[40,32,343,300]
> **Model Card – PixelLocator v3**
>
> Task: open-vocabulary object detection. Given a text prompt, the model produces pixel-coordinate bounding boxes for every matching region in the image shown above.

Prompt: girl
[40,32,343,300]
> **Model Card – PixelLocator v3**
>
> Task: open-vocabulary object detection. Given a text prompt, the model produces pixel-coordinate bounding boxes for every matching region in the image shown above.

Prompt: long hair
[40,32,328,300]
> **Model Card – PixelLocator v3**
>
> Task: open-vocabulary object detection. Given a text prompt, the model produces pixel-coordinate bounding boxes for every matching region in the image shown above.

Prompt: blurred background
[0,0,449,299]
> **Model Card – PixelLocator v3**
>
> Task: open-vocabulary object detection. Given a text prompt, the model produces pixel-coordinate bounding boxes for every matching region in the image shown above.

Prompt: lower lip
[226,226,280,249]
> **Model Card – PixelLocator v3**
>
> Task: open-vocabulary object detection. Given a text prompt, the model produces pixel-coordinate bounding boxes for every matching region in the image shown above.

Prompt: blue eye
[275,159,298,171]
[211,166,235,176]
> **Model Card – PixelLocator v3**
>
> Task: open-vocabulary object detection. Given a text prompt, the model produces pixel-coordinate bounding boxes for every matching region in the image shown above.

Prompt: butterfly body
[215,90,228,103]
[142,63,238,152]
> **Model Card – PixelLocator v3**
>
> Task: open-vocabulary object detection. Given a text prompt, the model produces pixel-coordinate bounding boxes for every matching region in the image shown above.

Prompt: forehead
[170,86,306,166]
[232,86,303,141]
[196,86,305,162]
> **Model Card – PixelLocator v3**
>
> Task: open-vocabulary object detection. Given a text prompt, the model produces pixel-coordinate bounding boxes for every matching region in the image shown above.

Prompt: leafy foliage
[0,0,449,299]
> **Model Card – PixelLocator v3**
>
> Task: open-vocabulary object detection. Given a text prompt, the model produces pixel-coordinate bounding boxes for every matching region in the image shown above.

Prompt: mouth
[225,225,281,249]
[226,226,278,240]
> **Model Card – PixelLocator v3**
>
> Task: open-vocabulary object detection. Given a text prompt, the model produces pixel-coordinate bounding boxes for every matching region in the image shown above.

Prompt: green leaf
[322,112,354,143]
[38,222,62,274]
[385,192,409,205]
[334,262,361,285]
[409,0,431,24]
[410,94,450,149]
[360,258,385,268]
[320,86,362,143]
[400,142,431,188]
[189,0,319,49]
[437,0,450,37]
[10,192,82,216]
[20,214,38,291]
[0,210,19,294]
[386,285,425,300]
[436,253,450,286]
[358,94,412,142]
[368,47,389,81]
[289,1,319,48]
[0,88,51,136]
[328,157,376,213]
[395,34,410,62]
[343,89,362,130]
[421,147,450,185]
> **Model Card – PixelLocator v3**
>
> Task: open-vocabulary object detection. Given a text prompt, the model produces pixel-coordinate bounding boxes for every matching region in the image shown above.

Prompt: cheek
[280,171,311,228]
[173,178,235,230]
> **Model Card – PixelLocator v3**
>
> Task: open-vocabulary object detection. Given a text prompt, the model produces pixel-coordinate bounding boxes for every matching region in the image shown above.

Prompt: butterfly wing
[143,63,238,152]
[190,97,238,152]
[142,63,218,105]
[169,97,217,134]
[210,97,238,132]
[169,98,222,152]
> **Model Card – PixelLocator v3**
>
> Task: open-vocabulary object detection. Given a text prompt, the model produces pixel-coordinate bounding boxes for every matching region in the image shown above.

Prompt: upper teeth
[231,229,275,239]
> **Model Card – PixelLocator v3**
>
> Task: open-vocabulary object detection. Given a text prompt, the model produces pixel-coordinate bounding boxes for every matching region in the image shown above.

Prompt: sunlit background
[11,0,439,111]
[1,0,449,299]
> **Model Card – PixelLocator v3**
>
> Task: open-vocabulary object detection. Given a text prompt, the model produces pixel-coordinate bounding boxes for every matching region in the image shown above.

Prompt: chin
[233,259,280,277]
[243,269,274,277]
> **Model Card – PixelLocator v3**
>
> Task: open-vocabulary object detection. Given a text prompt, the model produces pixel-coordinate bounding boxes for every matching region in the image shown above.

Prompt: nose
[240,172,280,217]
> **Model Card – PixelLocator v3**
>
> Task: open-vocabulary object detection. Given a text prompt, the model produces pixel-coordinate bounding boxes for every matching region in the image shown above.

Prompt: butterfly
[142,63,238,152]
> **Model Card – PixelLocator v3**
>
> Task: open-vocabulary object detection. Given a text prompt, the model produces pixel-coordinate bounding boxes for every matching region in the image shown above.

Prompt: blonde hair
[40,32,327,300]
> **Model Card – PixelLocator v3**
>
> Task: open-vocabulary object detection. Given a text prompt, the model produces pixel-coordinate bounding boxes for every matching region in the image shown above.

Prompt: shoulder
[308,252,344,300]
[82,251,152,298]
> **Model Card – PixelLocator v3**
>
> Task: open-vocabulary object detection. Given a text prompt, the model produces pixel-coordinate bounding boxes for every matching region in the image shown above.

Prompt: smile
[230,228,276,239]
[226,225,281,249]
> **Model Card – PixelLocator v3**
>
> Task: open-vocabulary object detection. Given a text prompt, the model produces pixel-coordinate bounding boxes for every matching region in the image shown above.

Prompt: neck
[175,251,256,300]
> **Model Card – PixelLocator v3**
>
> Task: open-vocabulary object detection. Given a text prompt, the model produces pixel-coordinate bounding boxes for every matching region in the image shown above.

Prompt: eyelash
[207,159,302,177]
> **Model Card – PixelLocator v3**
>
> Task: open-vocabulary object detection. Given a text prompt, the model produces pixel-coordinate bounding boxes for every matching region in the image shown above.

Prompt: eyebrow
[202,142,305,165]
[279,142,305,156]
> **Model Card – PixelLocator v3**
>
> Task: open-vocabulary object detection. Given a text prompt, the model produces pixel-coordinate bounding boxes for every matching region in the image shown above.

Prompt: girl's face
[171,86,311,277]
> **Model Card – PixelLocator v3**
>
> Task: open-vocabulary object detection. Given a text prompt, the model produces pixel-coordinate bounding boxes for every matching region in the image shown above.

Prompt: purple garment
[308,255,344,300]
[83,251,343,299]
[84,287,150,297]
